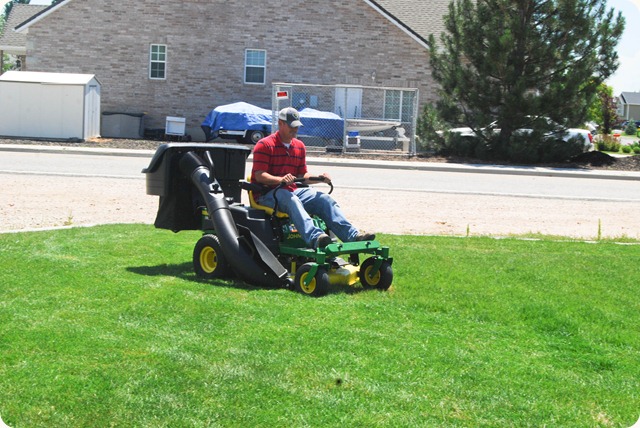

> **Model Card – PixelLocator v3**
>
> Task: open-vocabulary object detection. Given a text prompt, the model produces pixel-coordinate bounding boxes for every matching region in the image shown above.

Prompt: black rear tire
[193,234,230,279]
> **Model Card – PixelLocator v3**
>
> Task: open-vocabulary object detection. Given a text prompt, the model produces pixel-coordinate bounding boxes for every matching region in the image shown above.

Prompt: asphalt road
[1,146,640,239]
[1,149,639,202]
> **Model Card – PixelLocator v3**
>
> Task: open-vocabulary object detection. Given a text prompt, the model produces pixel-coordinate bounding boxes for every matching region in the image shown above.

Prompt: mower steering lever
[272,177,334,214]
[305,176,334,194]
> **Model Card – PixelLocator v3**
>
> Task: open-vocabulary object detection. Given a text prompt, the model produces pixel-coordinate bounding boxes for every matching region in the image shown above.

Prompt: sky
[3,0,639,94]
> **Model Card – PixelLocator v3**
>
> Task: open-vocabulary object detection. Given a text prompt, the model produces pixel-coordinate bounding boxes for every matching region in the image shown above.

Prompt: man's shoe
[355,232,376,241]
[315,233,333,249]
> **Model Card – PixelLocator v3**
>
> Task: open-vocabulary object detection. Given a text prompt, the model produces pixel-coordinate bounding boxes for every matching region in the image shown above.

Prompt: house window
[245,49,266,84]
[384,90,415,122]
[149,44,167,80]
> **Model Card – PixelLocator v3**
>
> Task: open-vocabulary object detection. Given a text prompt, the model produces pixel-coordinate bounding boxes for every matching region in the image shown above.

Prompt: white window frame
[244,49,266,85]
[149,44,167,80]
[384,89,415,122]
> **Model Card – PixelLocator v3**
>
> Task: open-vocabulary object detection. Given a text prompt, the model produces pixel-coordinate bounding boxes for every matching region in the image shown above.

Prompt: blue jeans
[258,187,358,246]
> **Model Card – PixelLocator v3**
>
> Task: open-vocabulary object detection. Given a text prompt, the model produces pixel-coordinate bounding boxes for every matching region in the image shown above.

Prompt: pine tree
[427,0,625,159]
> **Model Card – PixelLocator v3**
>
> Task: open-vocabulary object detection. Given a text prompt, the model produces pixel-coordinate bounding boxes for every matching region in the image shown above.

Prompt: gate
[272,83,419,155]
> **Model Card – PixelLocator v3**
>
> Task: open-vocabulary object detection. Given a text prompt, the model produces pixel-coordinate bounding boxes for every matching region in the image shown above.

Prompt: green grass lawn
[1,225,638,427]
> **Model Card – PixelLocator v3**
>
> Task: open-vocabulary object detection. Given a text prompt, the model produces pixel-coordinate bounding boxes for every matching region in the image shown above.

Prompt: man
[251,107,375,249]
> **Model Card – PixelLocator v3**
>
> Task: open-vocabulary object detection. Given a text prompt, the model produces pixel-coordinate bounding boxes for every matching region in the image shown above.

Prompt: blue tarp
[202,102,345,141]
[202,102,272,134]
[298,108,344,140]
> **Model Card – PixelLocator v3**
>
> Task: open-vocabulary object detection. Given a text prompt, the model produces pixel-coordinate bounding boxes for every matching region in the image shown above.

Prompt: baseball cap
[278,107,303,128]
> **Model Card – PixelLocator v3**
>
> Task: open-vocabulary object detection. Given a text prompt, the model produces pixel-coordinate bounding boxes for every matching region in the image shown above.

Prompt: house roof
[0,70,99,85]
[370,0,449,44]
[0,4,48,54]
[14,0,447,50]
[620,92,640,106]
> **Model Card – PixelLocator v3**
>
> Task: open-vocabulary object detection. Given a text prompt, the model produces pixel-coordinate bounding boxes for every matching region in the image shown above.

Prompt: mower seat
[243,179,289,219]
[248,191,290,218]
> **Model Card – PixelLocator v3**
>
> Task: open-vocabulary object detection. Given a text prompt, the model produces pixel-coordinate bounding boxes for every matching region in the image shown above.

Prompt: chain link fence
[271,83,419,156]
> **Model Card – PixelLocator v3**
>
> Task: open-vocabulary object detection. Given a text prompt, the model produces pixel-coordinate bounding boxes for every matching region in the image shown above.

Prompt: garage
[0,71,101,140]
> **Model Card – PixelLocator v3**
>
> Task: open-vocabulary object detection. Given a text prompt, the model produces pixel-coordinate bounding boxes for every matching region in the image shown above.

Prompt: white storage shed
[0,71,101,140]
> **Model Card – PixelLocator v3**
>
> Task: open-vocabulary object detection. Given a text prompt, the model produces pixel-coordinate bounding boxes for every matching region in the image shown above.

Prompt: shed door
[85,84,101,138]
[334,87,362,119]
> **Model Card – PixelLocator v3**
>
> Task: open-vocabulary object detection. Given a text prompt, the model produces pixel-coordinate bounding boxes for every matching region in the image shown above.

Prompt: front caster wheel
[193,234,230,279]
[294,263,330,297]
[359,257,393,290]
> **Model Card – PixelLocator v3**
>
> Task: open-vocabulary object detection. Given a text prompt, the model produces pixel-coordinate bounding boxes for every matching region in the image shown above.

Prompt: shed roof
[0,70,100,85]
[0,4,48,54]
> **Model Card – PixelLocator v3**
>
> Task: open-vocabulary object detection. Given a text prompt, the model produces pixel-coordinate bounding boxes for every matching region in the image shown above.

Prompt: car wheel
[245,130,265,145]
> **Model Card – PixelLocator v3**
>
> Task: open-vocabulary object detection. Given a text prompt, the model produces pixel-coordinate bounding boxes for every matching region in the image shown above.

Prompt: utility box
[165,116,186,136]
[0,71,101,140]
[101,112,145,138]
[346,131,361,150]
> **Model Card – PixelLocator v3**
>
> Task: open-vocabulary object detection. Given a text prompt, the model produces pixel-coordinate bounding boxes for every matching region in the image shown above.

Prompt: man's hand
[302,173,331,184]
[318,173,332,183]
[280,173,296,184]
[254,170,296,187]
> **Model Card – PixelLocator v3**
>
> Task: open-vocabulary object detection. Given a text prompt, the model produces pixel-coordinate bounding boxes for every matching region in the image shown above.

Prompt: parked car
[447,117,594,152]
[620,120,640,131]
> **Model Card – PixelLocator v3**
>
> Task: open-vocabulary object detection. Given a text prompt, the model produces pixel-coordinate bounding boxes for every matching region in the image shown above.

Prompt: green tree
[427,0,625,161]
[586,83,618,135]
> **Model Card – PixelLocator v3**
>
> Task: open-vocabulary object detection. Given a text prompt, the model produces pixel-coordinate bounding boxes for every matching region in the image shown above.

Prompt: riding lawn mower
[142,143,393,296]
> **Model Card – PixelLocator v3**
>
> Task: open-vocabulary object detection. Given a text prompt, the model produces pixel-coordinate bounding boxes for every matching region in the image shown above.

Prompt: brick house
[617,92,640,123]
[12,0,449,134]
[0,4,48,73]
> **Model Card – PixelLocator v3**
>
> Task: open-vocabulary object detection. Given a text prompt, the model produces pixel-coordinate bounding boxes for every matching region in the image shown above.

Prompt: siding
[25,0,440,129]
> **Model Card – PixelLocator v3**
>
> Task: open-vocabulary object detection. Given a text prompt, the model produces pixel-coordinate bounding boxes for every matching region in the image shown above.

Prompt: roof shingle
[372,0,450,42]
[621,92,640,105]
[0,4,48,54]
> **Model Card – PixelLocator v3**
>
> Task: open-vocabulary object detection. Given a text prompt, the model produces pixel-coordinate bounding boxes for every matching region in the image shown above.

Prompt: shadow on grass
[127,263,368,296]
[126,263,258,292]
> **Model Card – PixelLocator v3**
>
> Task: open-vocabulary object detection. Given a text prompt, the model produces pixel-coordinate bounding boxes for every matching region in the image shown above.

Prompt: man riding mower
[143,143,393,296]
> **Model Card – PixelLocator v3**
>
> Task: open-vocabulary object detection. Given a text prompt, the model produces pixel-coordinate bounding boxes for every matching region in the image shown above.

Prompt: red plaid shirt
[251,131,308,193]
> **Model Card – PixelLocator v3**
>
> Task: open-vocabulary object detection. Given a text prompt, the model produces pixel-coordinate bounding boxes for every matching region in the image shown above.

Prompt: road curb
[2,143,640,181]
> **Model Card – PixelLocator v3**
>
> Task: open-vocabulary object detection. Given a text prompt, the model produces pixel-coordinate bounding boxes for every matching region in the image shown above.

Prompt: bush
[539,137,585,163]
[442,133,479,157]
[625,119,638,136]
[597,135,622,152]
[634,147,640,154]
[621,145,632,154]
[416,103,446,152]
[506,134,541,163]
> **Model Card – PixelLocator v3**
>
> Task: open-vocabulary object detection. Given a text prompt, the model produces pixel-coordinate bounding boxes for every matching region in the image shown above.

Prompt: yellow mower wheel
[294,263,330,297]
[359,257,393,290]
[193,234,230,279]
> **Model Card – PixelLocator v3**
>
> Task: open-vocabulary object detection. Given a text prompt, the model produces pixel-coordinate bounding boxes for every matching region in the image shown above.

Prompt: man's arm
[254,170,297,186]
